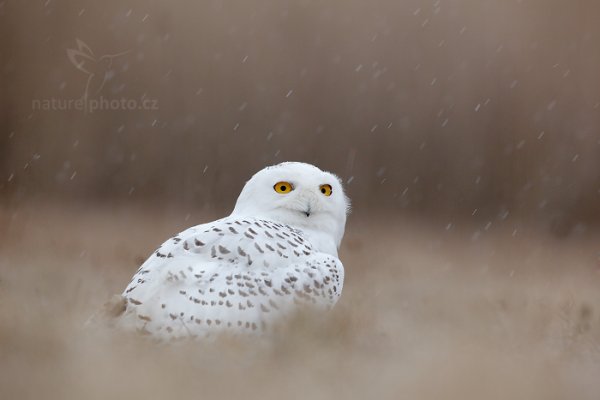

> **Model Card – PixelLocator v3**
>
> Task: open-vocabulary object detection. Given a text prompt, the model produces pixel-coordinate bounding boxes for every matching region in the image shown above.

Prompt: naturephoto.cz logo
[31,39,158,113]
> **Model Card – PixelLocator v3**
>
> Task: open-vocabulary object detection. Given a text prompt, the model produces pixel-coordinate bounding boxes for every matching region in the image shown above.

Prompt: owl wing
[118,217,344,340]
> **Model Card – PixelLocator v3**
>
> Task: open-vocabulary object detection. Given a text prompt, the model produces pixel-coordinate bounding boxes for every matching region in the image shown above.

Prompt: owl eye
[319,184,332,196]
[274,181,294,194]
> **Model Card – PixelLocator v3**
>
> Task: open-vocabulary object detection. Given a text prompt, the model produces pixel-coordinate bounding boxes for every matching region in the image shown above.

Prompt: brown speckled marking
[121,215,344,340]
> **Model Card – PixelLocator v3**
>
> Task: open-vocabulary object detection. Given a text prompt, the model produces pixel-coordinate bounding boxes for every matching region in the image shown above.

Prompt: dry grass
[1,203,600,400]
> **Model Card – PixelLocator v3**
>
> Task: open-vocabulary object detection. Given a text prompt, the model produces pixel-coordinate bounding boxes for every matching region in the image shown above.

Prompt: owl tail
[83,294,127,329]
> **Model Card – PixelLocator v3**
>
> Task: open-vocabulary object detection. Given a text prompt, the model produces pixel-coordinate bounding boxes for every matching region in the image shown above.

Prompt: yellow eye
[319,184,332,196]
[274,181,294,194]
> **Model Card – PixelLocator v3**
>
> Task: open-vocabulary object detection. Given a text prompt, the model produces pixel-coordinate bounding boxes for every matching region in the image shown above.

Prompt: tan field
[1,203,599,400]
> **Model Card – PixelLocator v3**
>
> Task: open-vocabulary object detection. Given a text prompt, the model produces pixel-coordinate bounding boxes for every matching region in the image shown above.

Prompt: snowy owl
[117,162,349,340]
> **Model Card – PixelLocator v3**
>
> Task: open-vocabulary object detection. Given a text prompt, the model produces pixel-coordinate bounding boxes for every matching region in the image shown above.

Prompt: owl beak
[304,205,311,217]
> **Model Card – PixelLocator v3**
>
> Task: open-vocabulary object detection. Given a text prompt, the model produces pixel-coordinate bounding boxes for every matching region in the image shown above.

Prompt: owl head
[232,162,350,250]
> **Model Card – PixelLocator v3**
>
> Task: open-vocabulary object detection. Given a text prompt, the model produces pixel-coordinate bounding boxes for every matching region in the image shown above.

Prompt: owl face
[232,162,350,248]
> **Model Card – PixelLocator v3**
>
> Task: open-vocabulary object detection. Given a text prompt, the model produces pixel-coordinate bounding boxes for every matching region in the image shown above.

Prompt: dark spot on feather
[218,245,231,254]
[269,299,279,309]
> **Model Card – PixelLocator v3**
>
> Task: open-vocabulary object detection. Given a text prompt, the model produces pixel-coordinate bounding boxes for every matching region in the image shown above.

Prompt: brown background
[2,0,600,234]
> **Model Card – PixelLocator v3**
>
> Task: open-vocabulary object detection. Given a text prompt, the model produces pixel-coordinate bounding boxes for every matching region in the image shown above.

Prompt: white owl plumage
[118,162,349,340]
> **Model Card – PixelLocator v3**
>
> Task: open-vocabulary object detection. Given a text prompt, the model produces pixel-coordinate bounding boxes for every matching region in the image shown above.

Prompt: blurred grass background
[1,0,600,230]
[1,0,600,399]
[1,206,600,399]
